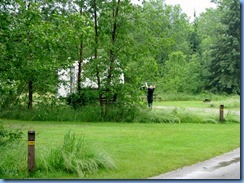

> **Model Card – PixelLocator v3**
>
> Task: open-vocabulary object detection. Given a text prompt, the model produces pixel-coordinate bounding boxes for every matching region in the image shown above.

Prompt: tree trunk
[77,8,84,93]
[28,80,33,110]
[105,0,120,116]
[93,0,104,115]
[77,42,83,92]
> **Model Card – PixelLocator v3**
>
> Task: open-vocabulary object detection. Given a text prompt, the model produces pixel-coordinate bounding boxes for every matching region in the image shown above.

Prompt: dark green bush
[66,89,98,109]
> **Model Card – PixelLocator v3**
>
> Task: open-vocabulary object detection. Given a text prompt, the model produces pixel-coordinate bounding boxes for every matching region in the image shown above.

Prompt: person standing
[145,82,156,108]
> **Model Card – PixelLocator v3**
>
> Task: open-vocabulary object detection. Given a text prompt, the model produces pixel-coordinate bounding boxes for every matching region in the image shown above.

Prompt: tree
[189,10,201,54]
[207,0,240,94]
[161,51,187,92]
[0,0,91,109]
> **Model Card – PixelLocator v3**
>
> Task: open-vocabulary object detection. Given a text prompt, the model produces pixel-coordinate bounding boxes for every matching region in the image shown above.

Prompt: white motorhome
[57,59,124,97]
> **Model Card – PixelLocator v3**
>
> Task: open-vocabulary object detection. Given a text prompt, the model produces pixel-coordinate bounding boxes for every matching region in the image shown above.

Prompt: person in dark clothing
[145,82,156,108]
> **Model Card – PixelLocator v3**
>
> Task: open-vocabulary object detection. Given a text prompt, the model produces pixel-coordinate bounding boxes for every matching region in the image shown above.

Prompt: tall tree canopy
[0,0,240,113]
[207,0,240,94]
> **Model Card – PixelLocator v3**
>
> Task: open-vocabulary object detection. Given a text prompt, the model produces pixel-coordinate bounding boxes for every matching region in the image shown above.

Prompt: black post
[28,131,35,172]
[219,105,224,123]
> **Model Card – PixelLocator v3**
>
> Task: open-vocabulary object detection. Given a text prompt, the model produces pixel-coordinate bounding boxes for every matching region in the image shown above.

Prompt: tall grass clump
[170,108,219,124]
[135,107,240,124]
[0,123,26,178]
[134,109,181,123]
[37,132,116,178]
[210,97,240,109]
[0,142,27,179]
[224,111,240,123]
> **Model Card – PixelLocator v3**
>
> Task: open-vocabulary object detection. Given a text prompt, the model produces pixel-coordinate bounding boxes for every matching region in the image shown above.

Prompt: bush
[0,104,103,122]
[0,123,23,146]
[0,102,141,122]
[66,89,98,109]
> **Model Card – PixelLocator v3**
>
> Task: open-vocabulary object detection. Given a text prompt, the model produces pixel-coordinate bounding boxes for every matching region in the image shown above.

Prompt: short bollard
[219,105,224,123]
[28,131,35,172]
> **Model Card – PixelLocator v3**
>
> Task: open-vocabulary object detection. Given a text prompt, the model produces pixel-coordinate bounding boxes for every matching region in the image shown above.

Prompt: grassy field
[154,98,240,110]
[154,101,217,108]
[1,119,240,179]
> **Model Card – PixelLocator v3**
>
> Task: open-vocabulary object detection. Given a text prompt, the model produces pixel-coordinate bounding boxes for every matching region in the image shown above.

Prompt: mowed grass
[153,95,240,110]
[1,119,240,179]
[154,101,214,108]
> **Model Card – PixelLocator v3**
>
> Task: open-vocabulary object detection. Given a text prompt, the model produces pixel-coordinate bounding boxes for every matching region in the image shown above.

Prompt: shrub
[66,89,97,109]
[104,102,140,122]
[0,123,23,146]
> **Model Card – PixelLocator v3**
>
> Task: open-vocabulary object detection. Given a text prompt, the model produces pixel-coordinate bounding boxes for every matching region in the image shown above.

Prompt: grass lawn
[154,100,239,109]
[1,119,240,179]
[154,101,215,108]
[153,96,240,110]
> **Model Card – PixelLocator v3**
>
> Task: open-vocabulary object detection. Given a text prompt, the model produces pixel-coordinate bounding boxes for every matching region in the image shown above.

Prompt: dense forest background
[0,0,240,118]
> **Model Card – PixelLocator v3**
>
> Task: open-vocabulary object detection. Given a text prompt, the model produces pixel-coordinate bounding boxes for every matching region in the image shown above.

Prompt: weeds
[0,130,116,179]
[0,123,23,146]
[37,132,116,178]
[0,94,239,123]
[0,124,26,178]
[134,107,239,124]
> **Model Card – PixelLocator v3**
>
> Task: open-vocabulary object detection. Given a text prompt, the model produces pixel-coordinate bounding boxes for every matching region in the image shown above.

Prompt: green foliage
[134,107,239,124]
[206,0,240,94]
[0,129,116,178]
[0,105,102,122]
[0,119,240,179]
[161,52,204,94]
[161,51,187,92]
[37,132,116,178]
[104,102,140,122]
[0,123,23,146]
[0,124,25,178]
[0,0,240,115]
[224,111,240,123]
[66,89,98,109]
[0,93,239,123]
[0,142,27,178]
[0,102,140,122]
[135,109,181,123]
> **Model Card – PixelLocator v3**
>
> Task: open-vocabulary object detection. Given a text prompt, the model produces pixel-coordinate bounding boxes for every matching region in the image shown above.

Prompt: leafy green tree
[161,51,187,92]
[0,0,91,109]
[197,6,222,91]
[161,51,203,93]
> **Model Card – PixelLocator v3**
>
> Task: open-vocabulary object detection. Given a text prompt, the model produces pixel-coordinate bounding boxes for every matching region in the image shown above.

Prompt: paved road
[149,148,240,179]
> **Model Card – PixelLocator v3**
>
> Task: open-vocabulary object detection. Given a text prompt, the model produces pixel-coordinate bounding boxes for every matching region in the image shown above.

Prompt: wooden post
[219,105,224,123]
[28,131,35,172]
